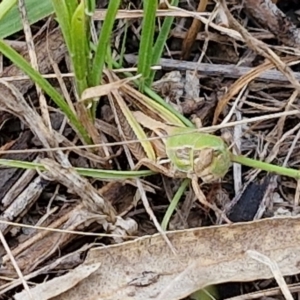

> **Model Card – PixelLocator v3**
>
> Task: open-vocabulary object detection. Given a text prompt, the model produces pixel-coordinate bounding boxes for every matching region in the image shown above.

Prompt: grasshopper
[132,111,232,222]
[107,72,231,222]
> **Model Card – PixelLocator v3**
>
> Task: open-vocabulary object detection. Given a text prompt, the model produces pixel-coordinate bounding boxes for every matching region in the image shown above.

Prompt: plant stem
[231,154,300,179]
[161,178,189,230]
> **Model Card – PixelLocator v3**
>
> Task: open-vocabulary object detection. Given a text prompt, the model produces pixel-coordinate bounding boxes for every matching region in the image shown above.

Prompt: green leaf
[144,86,195,127]
[70,0,89,96]
[128,87,188,127]
[89,0,121,86]
[0,40,91,144]
[64,0,77,17]
[0,0,53,39]
[137,0,157,87]
[231,154,300,179]
[112,61,194,128]
[149,0,179,84]
[85,0,96,15]
[0,0,17,21]
[161,178,189,230]
[0,159,155,180]
[51,0,74,54]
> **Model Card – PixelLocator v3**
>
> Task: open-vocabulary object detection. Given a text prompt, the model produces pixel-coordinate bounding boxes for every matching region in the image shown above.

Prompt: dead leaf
[15,216,300,300]
[14,263,101,300]
[80,74,141,102]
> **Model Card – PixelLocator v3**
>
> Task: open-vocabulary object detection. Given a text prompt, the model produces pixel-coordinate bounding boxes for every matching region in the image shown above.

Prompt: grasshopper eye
[214,150,225,159]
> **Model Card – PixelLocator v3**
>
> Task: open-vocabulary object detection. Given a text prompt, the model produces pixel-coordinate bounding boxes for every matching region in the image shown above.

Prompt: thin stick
[0,230,33,299]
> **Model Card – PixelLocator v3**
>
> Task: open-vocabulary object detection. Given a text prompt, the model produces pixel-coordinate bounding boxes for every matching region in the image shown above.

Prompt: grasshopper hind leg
[134,157,188,178]
[191,176,231,224]
[134,158,177,178]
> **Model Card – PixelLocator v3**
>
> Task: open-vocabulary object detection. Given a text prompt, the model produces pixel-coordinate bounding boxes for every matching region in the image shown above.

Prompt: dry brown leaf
[14,263,101,300]
[15,216,300,300]
[80,75,140,102]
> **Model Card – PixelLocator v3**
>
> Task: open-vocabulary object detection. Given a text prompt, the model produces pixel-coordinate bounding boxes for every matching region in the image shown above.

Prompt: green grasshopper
[132,111,232,222]
[104,74,232,222]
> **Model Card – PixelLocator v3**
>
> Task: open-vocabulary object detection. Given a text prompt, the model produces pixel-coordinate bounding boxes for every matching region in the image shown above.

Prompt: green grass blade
[51,0,74,55]
[85,0,96,15]
[89,0,121,86]
[0,0,17,21]
[118,20,129,66]
[76,167,155,179]
[161,178,189,230]
[143,86,195,127]
[0,159,155,179]
[0,40,91,144]
[231,154,300,179]
[149,0,179,84]
[133,89,189,127]
[137,0,157,88]
[70,0,89,96]
[0,0,53,39]
[64,0,77,17]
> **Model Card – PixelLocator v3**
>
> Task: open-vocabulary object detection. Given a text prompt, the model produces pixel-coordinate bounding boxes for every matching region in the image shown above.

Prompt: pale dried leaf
[80,75,140,101]
[14,263,101,300]
[19,216,300,300]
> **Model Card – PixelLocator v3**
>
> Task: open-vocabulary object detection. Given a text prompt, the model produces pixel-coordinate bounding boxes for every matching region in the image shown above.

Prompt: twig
[124,54,300,84]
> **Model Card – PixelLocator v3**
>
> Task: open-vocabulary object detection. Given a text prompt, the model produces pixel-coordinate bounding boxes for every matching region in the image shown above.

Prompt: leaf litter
[14,216,300,300]
[1,0,300,299]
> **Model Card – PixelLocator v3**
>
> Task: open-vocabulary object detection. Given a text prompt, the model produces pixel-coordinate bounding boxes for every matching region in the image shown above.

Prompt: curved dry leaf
[80,75,140,102]
[16,216,300,300]
[14,263,101,300]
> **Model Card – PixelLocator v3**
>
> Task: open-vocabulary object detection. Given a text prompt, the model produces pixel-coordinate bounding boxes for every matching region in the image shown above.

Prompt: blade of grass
[0,159,155,179]
[112,61,194,128]
[124,84,191,127]
[0,40,91,144]
[85,0,95,15]
[0,0,53,39]
[161,178,189,230]
[51,0,75,60]
[70,0,89,96]
[0,0,17,21]
[137,0,157,88]
[148,0,179,85]
[143,86,194,128]
[118,20,129,66]
[64,0,77,17]
[89,0,121,86]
